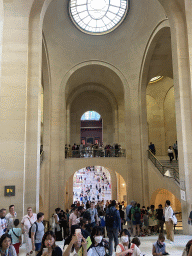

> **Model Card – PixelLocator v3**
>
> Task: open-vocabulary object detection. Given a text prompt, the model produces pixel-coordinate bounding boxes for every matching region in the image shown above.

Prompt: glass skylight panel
[81,111,101,120]
[69,0,129,35]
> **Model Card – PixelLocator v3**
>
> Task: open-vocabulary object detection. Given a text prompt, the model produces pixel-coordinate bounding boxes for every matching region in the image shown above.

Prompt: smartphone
[43,248,48,254]
[75,229,81,236]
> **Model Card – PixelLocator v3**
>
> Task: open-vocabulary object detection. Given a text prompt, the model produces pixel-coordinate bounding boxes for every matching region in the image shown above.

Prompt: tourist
[164,200,174,243]
[119,205,125,230]
[54,208,62,241]
[152,233,169,255]
[87,202,99,228]
[0,208,7,237]
[116,229,134,255]
[131,202,141,237]
[69,207,80,234]
[0,233,17,256]
[148,205,157,234]
[5,205,17,231]
[106,200,121,255]
[79,218,91,238]
[31,212,45,252]
[168,146,174,162]
[173,141,178,160]
[182,240,192,256]
[156,204,164,233]
[21,207,37,255]
[63,227,87,256]
[36,231,62,256]
[87,226,106,256]
[8,219,22,255]
[131,237,143,256]
[149,142,156,155]
[126,201,134,234]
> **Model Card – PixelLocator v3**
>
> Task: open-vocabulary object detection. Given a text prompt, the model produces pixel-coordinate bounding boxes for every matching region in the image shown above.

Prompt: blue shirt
[9,228,21,244]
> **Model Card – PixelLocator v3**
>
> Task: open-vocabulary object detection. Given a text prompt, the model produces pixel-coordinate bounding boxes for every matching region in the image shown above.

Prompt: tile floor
[18,234,192,256]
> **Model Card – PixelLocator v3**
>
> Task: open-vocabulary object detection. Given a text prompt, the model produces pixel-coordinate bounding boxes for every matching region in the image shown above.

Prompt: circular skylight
[69,0,129,35]
[81,111,101,120]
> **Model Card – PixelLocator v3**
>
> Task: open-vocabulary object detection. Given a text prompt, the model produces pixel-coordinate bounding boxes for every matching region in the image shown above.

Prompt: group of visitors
[126,200,176,243]
[0,200,192,256]
[65,143,122,158]
[149,141,178,162]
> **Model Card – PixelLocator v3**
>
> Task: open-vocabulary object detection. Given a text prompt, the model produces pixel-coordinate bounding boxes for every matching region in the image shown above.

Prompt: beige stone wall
[146,77,177,155]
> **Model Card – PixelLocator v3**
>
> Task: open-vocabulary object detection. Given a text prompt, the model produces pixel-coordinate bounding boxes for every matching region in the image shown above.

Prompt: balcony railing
[65,148,126,158]
[148,150,179,184]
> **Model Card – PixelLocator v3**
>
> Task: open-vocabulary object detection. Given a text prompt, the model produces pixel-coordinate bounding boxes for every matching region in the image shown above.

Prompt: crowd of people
[0,200,191,256]
[73,166,111,203]
[65,143,123,158]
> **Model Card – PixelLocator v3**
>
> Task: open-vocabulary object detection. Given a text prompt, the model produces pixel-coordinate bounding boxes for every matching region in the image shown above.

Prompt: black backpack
[28,222,38,238]
[134,208,141,221]
[105,209,117,227]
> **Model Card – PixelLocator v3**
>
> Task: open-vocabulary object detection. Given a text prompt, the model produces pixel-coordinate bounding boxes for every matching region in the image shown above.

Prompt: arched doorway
[151,188,182,226]
[73,166,111,204]
[80,111,103,145]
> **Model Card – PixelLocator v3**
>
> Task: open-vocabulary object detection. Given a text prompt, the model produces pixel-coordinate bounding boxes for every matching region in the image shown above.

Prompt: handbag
[172,214,177,225]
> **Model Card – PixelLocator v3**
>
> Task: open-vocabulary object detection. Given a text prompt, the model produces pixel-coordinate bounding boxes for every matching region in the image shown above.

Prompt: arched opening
[146,76,177,156]
[73,166,111,204]
[80,111,103,146]
[151,188,182,229]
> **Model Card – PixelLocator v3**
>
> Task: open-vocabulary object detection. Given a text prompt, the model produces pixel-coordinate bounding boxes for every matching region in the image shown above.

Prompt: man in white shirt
[0,208,7,237]
[164,200,174,243]
[21,207,37,255]
[5,205,17,231]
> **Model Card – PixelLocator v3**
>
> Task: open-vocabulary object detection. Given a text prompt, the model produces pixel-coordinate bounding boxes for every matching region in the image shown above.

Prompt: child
[8,219,22,255]
[131,237,144,256]
[152,233,169,255]
[116,229,134,255]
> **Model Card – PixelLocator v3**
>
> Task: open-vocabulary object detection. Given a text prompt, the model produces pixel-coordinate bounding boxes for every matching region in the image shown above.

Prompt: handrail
[65,148,126,158]
[148,150,180,184]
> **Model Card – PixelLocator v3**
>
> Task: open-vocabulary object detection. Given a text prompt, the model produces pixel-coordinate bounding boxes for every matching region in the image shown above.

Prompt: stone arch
[150,188,181,213]
[138,20,171,205]
[65,165,127,210]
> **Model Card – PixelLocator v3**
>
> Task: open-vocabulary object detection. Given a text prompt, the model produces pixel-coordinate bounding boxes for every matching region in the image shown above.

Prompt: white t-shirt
[116,243,142,256]
[6,212,17,230]
[165,206,173,222]
[21,214,37,233]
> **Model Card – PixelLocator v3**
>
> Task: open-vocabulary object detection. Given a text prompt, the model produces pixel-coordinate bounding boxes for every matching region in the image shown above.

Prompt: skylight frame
[69,0,129,35]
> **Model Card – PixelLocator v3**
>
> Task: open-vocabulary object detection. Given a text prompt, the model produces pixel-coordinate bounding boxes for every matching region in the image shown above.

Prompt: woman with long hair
[36,231,62,256]
[0,234,17,256]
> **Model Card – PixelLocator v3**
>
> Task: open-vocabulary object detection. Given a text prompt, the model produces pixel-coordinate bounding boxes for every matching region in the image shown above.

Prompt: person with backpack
[31,212,45,253]
[8,219,22,255]
[106,200,121,256]
[131,202,141,237]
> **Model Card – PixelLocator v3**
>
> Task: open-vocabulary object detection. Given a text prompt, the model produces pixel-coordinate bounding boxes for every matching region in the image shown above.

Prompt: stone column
[0,14,30,219]
[159,0,192,234]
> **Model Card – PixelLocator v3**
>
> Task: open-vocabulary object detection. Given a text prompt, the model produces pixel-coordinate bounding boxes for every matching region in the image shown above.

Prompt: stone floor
[18,234,192,255]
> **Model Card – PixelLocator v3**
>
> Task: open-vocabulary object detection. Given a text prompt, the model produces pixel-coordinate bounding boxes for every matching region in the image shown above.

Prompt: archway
[80,111,103,146]
[73,166,112,204]
[151,188,181,217]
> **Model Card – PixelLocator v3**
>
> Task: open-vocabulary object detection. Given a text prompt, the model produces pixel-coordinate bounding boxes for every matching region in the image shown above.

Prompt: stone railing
[66,148,126,158]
